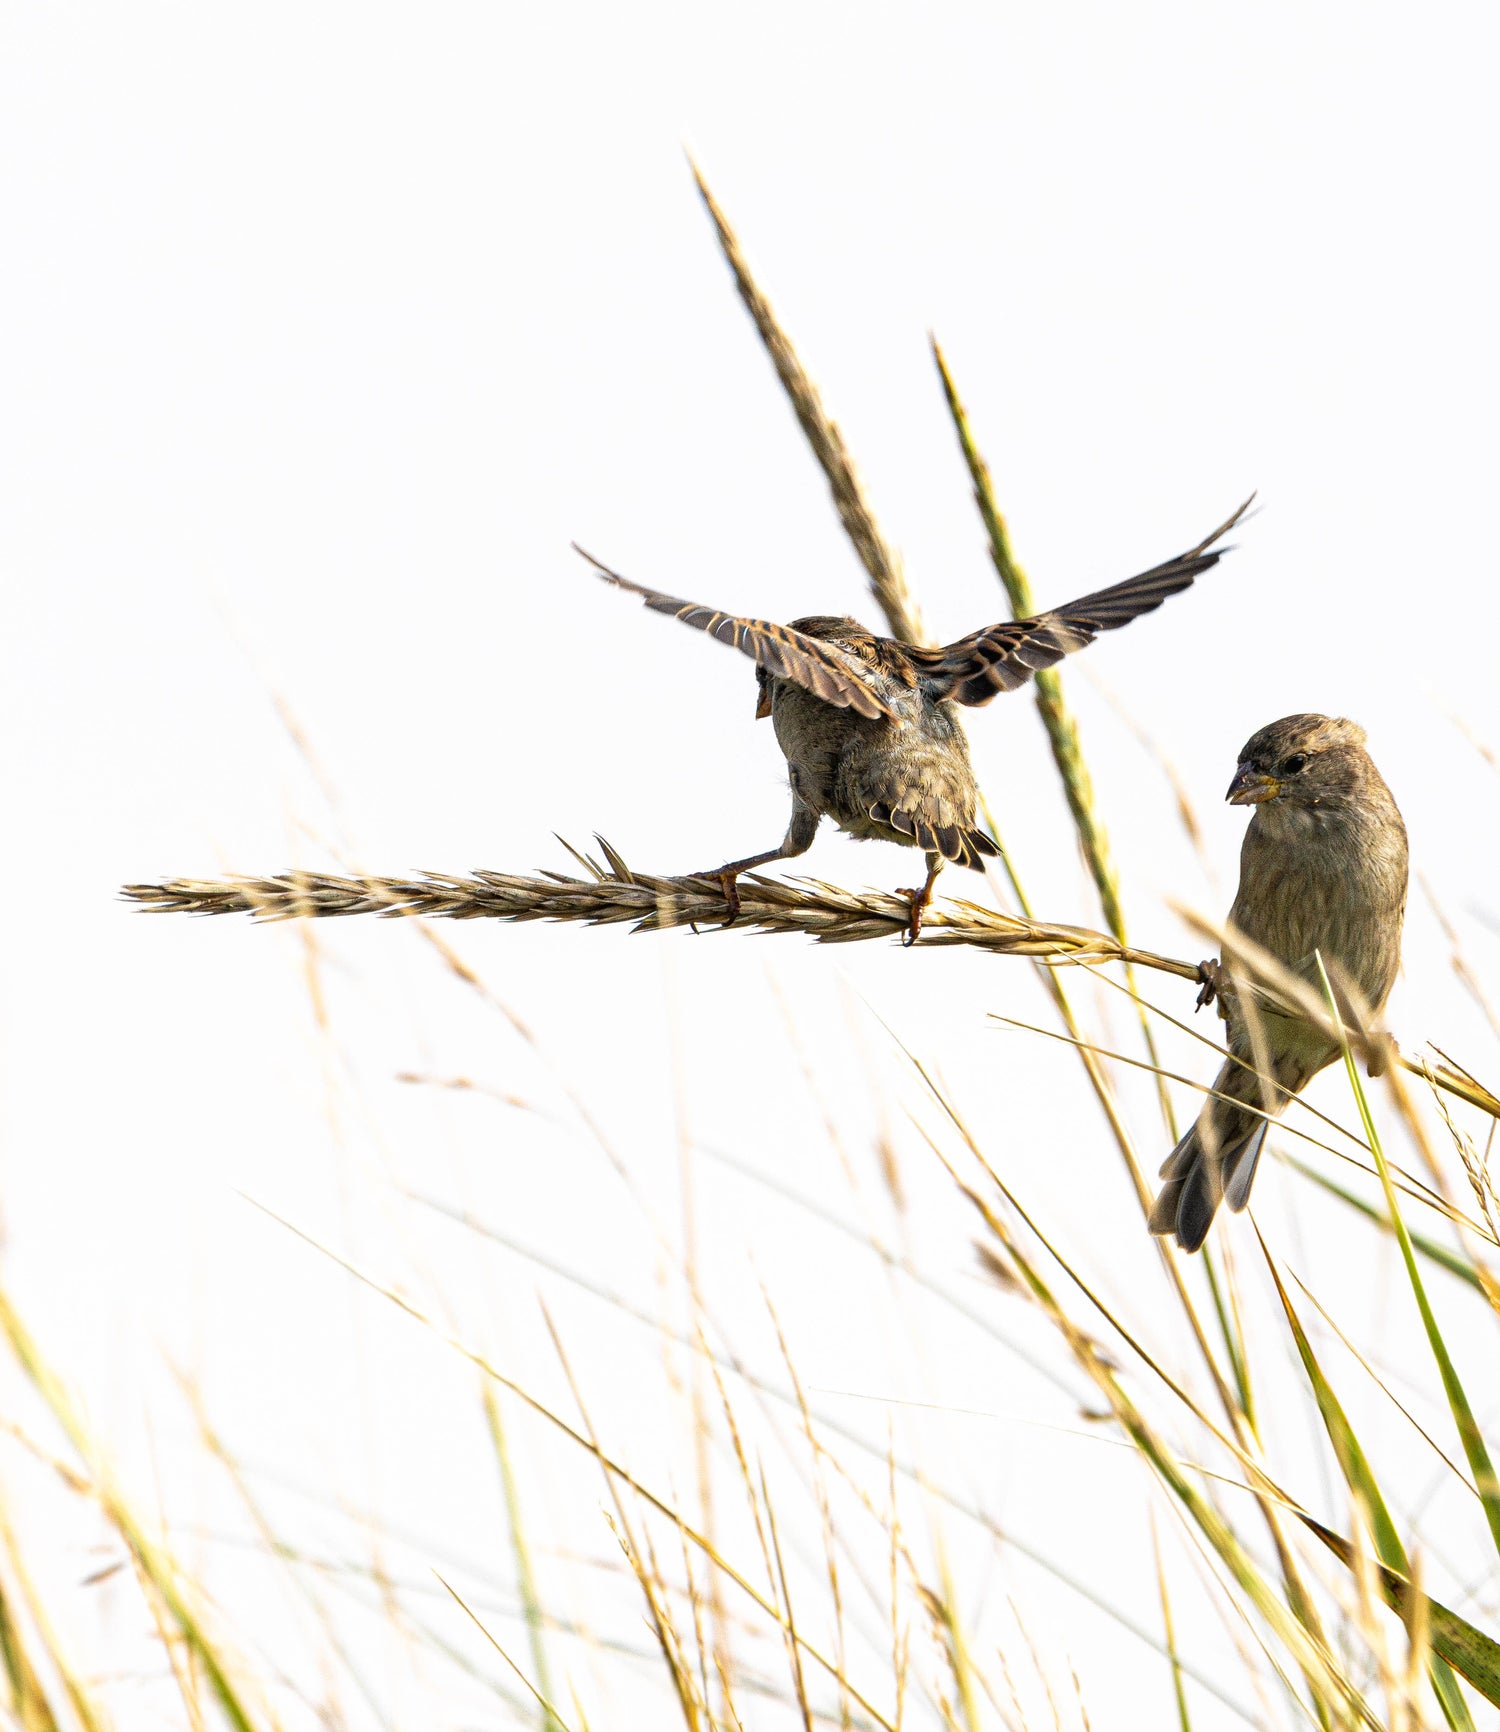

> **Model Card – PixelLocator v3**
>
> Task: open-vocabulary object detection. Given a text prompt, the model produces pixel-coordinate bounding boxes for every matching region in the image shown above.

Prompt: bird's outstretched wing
[578,547,895,720]
[907,495,1254,708]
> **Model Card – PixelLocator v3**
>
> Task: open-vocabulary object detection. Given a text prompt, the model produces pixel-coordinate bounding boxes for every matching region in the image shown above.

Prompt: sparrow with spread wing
[1148,714,1408,1251]
[581,497,1250,941]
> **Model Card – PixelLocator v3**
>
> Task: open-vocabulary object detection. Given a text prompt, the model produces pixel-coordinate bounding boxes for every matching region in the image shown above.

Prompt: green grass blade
[1263,1245,1476,1730]
[1265,1251,1406,1565]
[1316,955,1500,1559]
[930,340,1134,959]
[1300,1516,1500,1707]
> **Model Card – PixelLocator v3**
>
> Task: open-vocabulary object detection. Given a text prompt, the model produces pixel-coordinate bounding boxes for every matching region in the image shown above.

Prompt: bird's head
[788,614,876,650]
[787,616,919,689]
[756,616,875,717]
[1226,713,1371,811]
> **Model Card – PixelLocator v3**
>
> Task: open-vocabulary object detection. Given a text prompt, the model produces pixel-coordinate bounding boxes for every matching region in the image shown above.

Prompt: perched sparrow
[581,498,1250,941]
[1149,714,1409,1252]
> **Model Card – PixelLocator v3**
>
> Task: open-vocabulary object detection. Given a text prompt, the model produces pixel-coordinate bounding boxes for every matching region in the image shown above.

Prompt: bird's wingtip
[573,543,630,588]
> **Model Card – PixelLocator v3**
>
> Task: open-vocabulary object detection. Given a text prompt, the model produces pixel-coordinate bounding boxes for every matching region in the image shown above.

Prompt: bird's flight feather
[576,547,895,720]
[581,496,1252,715]
[906,496,1254,707]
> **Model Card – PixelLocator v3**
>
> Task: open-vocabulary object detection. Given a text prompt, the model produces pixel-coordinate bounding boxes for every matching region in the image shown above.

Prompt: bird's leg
[1195,957,1233,1011]
[897,851,943,947]
[689,849,784,921]
[686,799,819,925]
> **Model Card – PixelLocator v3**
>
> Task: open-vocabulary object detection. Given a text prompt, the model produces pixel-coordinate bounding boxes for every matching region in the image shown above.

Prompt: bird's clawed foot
[896,884,932,947]
[683,846,793,928]
[686,869,743,925]
[1195,957,1232,1011]
[716,871,742,923]
[897,854,944,948]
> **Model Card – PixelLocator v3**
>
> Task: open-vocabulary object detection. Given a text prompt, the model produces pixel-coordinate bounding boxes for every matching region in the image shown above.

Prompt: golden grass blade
[884,1437,908,1732]
[761,1295,850,1732]
[690,163,927,647]
[0,1286,267,1732]
[603,1512,705,1732]
[758,1466,815,1732]
[1150,1517,1193,1732]
[0,1567,64,1732]
[480,1384,565,1732]
[435,1572,581,1732]
[545,1309,706,1732]
[669,1507,716,1732]
[0,1481,110,1732]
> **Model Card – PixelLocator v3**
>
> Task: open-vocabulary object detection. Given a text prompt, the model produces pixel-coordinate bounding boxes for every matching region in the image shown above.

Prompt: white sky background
[2,5,1500,1728]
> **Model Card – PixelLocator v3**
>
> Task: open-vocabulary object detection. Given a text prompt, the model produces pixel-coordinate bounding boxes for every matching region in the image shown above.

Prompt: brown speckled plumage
[580,499,1248,939]
[1149,715,1409,1251]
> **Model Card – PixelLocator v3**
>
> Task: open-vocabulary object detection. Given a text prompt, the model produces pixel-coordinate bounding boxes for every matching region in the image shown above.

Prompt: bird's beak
[755,689,772,720]
[1226,762,1281,805]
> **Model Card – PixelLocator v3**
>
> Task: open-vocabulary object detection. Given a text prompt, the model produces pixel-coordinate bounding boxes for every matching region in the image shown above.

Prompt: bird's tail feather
[1148,1046,1312,1252]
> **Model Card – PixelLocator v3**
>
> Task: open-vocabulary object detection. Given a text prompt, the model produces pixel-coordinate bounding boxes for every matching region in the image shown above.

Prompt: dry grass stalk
[124,853,1500,1125]
[121,858,1201,968]
[691,163,928,648]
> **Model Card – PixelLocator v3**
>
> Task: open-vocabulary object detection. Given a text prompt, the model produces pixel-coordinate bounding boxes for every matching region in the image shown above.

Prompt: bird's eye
[1282,753,1308,775]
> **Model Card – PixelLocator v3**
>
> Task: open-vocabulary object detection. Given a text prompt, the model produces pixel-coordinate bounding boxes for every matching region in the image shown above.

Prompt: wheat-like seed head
[121,851,1191,964]
[691,163,929,650]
